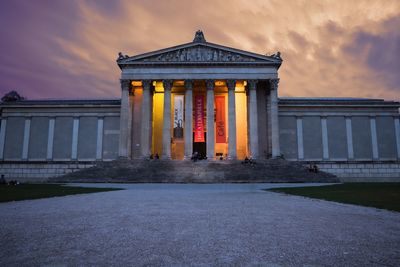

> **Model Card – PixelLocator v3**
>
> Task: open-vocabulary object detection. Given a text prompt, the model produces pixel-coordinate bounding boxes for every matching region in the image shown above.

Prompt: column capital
[142,80,152,90]
[205,79,215,90]
[163,79,173,91]
[184,79,194,90]
[226,79,236,91]
[120,79,132,91]
[248,80,258,90]
[269,78,279,90]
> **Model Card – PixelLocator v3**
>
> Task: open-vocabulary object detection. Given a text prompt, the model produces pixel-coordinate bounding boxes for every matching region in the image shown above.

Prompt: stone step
[51,159,339,183]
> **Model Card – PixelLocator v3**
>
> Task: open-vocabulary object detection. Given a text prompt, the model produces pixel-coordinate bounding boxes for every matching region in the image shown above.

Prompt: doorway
[193,132,206,159]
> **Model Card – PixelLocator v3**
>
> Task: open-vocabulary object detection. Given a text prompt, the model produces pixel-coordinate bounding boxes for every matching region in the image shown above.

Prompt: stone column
[0,118,7,160]
[248,80,259,159]
[118,79,131,158]
[162,80,173,159]
[270,79,280,158]
[184,80,194,159]
[206,79,215,160]
[127,90,134,158]
[227,79,237,159]
[141,80,152,158]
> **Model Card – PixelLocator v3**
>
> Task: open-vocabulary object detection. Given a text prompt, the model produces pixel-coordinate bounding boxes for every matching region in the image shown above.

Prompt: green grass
[0,184,122,203]
[267,183,400,212]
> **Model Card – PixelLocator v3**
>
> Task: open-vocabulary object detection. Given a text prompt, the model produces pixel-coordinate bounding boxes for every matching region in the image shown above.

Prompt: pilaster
[46,118,55,160]
[22,118,31,160]
[0,118,7,160]
[96,117,104,160]
[345,117,354,159]
[370,116,379,160]
[71,117,79,160]
[296,116,304,160]
[321,117,329,160]
[394,117,400,159]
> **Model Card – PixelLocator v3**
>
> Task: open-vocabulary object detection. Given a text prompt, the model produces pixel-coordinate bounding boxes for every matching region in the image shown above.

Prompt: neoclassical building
[0,31,399,180]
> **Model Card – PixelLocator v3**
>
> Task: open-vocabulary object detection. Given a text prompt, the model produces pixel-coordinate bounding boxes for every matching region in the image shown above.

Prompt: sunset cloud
[0,0,399,100]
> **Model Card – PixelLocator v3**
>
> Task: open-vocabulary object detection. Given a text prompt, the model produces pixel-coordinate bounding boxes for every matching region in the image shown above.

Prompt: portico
[117,31,282,160]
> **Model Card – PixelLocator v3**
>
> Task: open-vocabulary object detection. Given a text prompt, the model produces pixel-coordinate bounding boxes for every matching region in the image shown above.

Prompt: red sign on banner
[215,96,226,143]
[194,95,205,142]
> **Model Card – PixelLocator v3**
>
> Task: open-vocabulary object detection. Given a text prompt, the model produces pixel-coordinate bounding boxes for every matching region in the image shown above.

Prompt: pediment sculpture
[140,46,258,63]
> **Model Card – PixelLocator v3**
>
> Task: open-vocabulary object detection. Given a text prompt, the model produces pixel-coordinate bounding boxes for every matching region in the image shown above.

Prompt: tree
[1,91,25,102]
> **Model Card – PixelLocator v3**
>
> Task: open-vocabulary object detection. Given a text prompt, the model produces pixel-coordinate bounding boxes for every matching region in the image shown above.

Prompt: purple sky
[0,0,399,100]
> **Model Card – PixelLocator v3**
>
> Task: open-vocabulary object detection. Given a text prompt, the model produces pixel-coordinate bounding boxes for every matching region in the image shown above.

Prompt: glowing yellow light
[154,81,164,92]
[215,80,225,86]
[235,91,248,159]
[174,80,184,86]
[152,91,164,155]
[132,81,142,87]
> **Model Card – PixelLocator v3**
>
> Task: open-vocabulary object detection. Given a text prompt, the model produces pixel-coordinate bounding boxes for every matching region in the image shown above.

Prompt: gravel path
[1,183,399,266]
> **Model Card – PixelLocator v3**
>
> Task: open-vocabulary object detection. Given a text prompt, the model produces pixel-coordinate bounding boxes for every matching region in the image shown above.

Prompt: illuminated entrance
[148,80,249,160]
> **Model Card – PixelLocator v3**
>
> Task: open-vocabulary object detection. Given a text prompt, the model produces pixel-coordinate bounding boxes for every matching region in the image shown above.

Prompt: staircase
[51,159,339,183]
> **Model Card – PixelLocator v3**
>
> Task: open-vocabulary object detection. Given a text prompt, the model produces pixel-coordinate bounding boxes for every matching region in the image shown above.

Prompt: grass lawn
[0,184,122,203]
[267,183,400,212]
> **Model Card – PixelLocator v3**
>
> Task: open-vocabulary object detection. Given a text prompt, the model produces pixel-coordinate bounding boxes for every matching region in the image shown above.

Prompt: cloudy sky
[0,0,399,100]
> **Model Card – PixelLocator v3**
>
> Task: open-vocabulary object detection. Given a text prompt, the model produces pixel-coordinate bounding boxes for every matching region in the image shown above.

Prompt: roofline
[117,41,282,69]
[0,98,121,108]
[278,97,400,108]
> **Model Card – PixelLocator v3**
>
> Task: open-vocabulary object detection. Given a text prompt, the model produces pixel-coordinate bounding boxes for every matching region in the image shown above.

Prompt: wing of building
[1,31,399,180]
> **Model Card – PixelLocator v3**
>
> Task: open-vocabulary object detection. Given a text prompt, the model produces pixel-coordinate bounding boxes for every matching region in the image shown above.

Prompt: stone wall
[278,98,400,162]
[0,100,120,162]
[2,160,399,183]
[0,162,95,182]
[316,162,400,181]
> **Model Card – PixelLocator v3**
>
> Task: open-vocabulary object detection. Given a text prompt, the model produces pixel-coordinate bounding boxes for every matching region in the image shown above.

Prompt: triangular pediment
[117,41,281,66]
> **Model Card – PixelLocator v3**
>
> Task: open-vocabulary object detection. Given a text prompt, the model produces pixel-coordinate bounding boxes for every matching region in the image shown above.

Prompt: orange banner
[194,95,205,142]
[215,96,226,143]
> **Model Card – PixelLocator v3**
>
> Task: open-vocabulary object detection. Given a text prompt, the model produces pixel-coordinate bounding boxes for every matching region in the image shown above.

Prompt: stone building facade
[0,31,399,181]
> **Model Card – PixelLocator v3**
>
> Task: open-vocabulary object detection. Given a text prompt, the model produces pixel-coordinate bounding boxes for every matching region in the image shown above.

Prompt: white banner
[173,95,184,139]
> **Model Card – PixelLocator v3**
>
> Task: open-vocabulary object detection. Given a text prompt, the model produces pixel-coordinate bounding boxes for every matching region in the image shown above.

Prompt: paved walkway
[1,183,399,266]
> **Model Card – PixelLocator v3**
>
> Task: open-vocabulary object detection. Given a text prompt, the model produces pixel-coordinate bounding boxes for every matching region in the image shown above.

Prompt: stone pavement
[0,183,399,266]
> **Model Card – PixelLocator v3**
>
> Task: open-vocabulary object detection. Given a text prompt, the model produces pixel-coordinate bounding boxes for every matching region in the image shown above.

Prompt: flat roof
[0,98,121,107]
